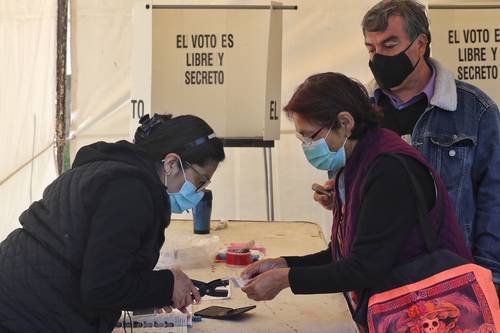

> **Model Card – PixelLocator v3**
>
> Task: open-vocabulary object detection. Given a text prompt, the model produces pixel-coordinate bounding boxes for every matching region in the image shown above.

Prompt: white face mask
[165,157,204,213]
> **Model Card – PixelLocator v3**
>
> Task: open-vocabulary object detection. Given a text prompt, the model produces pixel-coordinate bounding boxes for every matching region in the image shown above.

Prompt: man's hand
[240,257,288,280]
[241,268,290,301]
[313,179,335,210]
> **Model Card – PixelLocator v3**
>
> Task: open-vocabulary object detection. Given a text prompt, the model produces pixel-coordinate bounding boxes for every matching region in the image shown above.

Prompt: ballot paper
[229,277,249,288]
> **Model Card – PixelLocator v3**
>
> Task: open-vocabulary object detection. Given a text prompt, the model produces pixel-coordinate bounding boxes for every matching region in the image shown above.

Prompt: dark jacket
[331,128,471,263]
[368,59,500,283]
[284,129,471,295]
[0,141,173,333]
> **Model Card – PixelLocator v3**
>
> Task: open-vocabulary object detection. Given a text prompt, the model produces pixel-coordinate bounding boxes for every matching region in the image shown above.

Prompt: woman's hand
[313,179,335,210]
[155,306,172,314]
[241,268,290,301]
[170,268,200,312]
[240,257,288,279]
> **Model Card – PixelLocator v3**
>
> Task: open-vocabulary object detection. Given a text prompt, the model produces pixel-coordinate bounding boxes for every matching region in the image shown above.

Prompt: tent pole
[56,0,68,175]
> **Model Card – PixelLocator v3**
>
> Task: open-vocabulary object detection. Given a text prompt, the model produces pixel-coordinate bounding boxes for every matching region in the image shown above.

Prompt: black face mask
[368,39,421,90]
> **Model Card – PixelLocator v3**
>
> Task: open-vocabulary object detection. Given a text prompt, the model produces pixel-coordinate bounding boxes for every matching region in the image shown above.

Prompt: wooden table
[170,220,357,333]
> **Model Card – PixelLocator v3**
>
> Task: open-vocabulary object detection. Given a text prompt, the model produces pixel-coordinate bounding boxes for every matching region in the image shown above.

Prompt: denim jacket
[367,58,500,283]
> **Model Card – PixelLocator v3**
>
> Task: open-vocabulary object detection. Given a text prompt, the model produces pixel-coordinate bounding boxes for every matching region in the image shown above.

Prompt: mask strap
[403,38,417,53]
[412,55,421,69]
[324,127,333,140]
[403,38,422,70]
[163,156,188,192]
[177,157,187,180]
[162,159,169,189]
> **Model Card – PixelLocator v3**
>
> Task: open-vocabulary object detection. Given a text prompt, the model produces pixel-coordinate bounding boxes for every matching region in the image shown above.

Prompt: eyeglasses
[185,161,211,192]
[295,127,327,145]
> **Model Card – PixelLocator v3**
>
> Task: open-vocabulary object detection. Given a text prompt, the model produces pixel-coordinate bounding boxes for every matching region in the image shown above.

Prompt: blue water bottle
[193,190,212,234]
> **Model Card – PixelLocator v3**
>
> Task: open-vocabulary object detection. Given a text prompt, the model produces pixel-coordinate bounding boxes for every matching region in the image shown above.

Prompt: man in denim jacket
[361,0,500,290]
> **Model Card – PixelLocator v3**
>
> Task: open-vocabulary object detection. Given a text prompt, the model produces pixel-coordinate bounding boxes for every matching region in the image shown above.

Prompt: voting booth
[429,4,500,105]
[130,1,286,144]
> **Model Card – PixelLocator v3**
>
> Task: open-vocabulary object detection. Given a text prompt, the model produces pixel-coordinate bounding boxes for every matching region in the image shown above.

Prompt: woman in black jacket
[0,114,225,333]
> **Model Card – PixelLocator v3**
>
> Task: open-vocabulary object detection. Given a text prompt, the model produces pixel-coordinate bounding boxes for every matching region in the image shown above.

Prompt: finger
[241,280,256,293]
[243,275,257,288]
[324,179,335,189]
[246,293,258,301]
[163,306,173,313]
[191,285,201,303]
[319,195,331,204]
[184,294,192,308]
[177,294,188,310]
[241,264,259,279]
[175,299,185,310]
[172,297,182,309]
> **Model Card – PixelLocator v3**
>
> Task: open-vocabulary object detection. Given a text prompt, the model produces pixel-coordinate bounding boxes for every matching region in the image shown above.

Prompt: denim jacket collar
[367,58,457,112]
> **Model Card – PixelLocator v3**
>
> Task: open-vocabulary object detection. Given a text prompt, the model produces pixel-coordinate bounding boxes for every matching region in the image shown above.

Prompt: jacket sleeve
[80,178,174,310]
[282,246,332,267]
[288,156,434,294]
[472,103,500,284]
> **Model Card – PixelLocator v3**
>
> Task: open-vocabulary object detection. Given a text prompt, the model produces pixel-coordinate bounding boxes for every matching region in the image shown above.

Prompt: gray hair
[362,0,431,58]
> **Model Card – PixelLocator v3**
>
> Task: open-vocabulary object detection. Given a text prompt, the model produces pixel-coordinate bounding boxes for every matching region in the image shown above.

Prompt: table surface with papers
[115,220,357,333]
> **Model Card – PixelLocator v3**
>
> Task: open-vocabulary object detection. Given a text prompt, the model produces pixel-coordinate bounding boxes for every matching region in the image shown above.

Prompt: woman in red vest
[241,72,471,321]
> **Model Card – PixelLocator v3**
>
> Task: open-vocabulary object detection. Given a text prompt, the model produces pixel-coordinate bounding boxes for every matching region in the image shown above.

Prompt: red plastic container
[226,250,252,266]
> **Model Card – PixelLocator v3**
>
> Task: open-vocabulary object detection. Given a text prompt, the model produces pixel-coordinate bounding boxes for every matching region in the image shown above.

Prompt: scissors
[191,278,229,298]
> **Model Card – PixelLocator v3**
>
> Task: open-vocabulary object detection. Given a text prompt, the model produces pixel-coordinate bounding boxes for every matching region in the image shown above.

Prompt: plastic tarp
[0,1,58,241]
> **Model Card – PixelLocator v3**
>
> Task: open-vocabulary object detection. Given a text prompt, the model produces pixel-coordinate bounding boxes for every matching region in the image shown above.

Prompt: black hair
[284,72,380,140]
[134,113,225,167]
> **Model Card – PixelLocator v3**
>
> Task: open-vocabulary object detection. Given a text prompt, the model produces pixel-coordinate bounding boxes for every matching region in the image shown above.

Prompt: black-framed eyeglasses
[185,161,211,192]
[295,127,324,145]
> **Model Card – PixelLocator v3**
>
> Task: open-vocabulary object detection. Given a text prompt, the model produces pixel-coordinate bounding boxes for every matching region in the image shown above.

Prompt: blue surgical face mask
[302,129,348,172]
[165,158,204,213]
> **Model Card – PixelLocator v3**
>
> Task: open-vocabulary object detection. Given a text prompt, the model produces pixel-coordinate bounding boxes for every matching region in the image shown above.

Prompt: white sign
[131,1,283,141]
[429,7,500,105]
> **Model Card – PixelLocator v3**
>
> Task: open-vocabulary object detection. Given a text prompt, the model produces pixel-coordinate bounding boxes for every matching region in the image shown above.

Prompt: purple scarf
[331,129,471,263]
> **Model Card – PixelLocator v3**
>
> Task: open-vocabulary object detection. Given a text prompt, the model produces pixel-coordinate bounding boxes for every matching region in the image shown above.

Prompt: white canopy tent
[1,0,494,242]
[0,0,58,240]
[68,0,381,241]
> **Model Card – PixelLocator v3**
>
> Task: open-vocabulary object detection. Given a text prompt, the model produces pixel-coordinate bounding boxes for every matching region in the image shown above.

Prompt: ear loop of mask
[338,123,349,151]
[341,136,348,147]
[323,127,333,141]
[403,38,422,69]
[321,125,348,151]
[163,157,187,193]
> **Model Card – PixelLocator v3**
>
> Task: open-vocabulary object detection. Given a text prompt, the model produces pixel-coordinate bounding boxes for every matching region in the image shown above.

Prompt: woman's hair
[134,114,225,166]
[283,72,379,140]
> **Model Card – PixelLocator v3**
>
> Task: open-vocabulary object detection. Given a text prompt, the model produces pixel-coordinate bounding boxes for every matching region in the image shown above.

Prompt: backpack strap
[385,153,441,253]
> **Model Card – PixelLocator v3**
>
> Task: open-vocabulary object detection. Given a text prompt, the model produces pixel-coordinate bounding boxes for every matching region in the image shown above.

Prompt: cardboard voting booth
[130,1,284,143]
[429,4,500,106]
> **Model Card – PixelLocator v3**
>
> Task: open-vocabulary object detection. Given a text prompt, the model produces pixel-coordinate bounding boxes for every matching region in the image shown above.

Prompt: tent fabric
[69,0,385,240]
[69,0,133,157]
[2,0,467,242]
[0,1,58,241]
